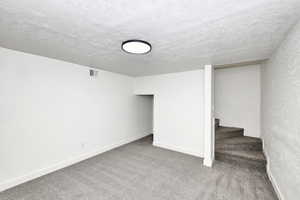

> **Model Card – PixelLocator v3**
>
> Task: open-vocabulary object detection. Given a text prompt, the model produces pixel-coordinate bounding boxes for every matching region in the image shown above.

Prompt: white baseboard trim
[203,158,214,167]
[0,134,149,192]
[153,142,203,158]
[262,140,285,200]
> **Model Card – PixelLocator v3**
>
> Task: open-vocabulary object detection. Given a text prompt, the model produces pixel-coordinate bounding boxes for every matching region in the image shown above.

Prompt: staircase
[215,119,266,171]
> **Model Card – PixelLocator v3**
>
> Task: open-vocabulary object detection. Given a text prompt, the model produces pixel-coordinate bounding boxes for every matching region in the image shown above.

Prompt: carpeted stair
[215,119,266,171]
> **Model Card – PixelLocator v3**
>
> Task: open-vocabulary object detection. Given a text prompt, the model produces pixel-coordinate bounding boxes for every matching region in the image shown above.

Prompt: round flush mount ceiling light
[122,40,151,54]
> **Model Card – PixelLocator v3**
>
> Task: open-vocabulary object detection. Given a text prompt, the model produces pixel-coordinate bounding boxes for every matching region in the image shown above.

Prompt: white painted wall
[261,20,300,200]
[215,65,261,138]
[0,47,152,192]
[134,70,205,157]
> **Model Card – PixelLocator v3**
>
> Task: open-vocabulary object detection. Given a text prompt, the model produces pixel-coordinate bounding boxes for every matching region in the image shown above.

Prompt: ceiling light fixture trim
[121,39,152,54]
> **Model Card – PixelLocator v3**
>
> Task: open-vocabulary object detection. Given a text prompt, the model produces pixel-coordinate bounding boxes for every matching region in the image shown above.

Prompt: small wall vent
[89,69,98,77]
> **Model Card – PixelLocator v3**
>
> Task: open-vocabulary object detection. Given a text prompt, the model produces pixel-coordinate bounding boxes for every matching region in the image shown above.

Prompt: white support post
[204,64,215,167]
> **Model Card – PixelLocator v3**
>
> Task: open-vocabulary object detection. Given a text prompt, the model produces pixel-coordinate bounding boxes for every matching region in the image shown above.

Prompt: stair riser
[216,143,262,151]
[215,153,266,171]
[216,131,244,140]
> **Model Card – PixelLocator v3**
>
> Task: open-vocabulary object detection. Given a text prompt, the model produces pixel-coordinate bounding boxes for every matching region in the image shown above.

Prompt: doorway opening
[136,95,154,144]
[214,66,266,171]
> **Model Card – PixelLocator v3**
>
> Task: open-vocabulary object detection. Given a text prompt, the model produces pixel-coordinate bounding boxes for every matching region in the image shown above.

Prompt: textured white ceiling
[0,0,300,76]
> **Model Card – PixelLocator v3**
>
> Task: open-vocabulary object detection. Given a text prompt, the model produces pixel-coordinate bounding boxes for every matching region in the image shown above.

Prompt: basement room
[0,1,300,200]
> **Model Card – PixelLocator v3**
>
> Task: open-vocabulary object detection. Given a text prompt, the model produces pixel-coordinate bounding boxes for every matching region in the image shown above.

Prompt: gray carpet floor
[0,135,278,200]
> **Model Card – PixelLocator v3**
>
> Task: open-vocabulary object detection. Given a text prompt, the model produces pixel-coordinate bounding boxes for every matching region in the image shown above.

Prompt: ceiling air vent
[89,69,98,77]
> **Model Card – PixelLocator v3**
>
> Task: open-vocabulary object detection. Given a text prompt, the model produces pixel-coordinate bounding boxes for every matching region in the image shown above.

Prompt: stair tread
[215,149,266,162]
[216,136,262,151]
[216,136,262,144]
[216,126,244,134]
